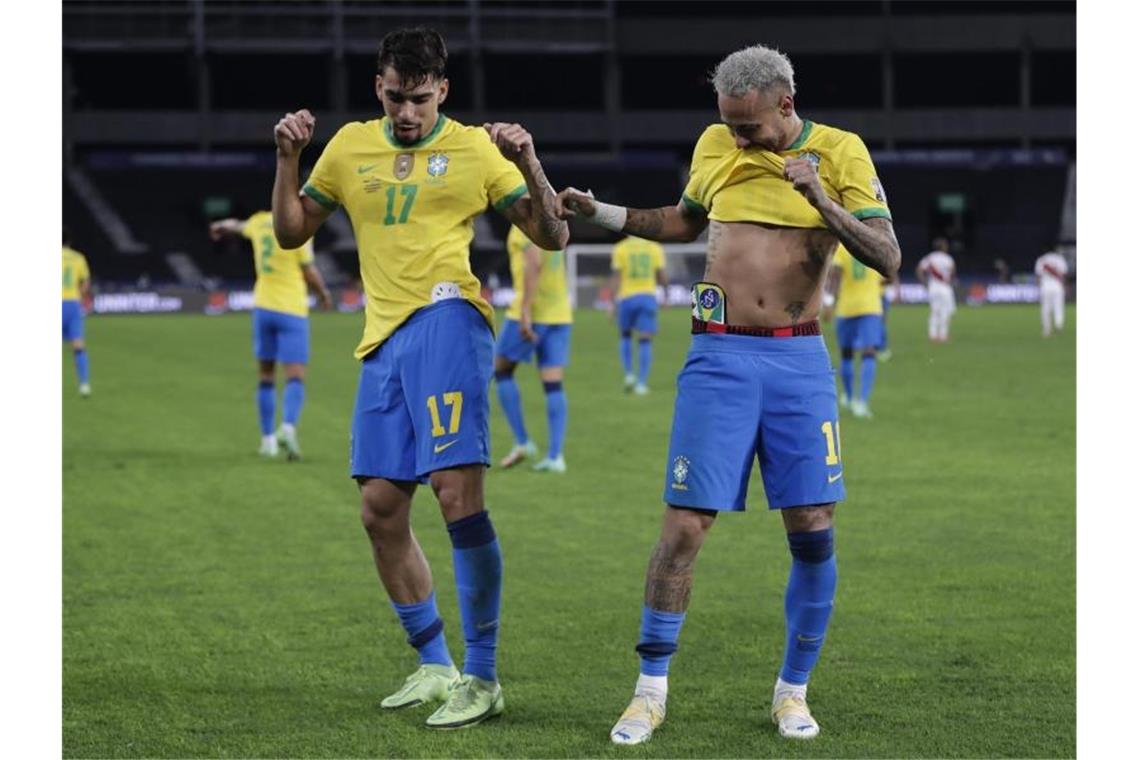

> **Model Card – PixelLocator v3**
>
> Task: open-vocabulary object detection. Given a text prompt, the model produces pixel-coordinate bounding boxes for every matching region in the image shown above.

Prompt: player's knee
[359,486,405,536]
[782,503,835,533]
[664,506,716,554]
[430,479,481,521]
[861,349,876,360]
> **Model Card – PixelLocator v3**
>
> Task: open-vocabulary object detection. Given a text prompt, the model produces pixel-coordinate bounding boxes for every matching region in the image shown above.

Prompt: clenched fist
[555,187,597,220]
[484,122,536,165]
[783,157,829,208]
[275,109,316,159]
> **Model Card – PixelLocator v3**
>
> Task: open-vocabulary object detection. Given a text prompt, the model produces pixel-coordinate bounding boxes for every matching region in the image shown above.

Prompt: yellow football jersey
[241,210,315,317]
[612,237,666,299]
[303,114,527,359]
[832,244,883,318]
[62,246,90,301]
[505,225,571,325]
[681,120,891,228]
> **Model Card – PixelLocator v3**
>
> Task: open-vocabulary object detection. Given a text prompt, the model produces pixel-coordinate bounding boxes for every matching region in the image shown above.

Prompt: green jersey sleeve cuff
[851,207,892,221]
[302,184,339,211]
[681,194,707,215]
[493,183,529,212]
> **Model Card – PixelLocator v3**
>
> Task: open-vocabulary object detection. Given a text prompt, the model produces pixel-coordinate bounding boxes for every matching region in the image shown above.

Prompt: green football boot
[425,674,504,729]
[379,663,460,710]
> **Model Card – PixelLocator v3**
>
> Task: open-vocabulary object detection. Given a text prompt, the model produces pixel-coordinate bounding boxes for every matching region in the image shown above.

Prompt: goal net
[565,242,709,310]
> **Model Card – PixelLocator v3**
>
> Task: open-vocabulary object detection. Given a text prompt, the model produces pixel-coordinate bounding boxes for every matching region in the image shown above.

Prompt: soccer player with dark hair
[62,228,92,397]
[209,211,331,459]
[271,26,567,729]
[559,42,900,743]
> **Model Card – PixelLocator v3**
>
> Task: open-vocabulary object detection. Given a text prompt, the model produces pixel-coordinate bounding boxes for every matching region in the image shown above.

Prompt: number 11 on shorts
[427,392,464,437]
[821,420,841,465]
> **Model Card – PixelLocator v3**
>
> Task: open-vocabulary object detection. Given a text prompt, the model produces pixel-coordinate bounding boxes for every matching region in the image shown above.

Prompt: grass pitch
[63,304,1075,758]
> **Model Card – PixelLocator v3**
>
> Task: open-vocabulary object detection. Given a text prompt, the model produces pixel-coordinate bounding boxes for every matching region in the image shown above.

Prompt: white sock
[775,677,807,698]
[635,673,668,698]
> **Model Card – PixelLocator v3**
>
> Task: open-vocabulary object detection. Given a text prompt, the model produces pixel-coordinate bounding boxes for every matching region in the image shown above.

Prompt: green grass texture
[64,304,1075,758]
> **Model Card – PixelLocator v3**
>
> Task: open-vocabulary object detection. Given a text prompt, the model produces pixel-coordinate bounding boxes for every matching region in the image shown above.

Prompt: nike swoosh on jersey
[828,471,843,483]
[357,164,379,174]
[434,440,459,454]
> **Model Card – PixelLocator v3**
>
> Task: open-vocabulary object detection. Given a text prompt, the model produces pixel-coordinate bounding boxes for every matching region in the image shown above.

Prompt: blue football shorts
[617,293,659,335]
[663,332,846,511]
[350,299,494,483]
[495,319,572,369]
[835,314,883,351]
[62,300,84,341]
[252,307,310,364]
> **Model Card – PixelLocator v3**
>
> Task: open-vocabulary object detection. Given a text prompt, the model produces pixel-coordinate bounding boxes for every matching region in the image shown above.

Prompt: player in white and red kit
[916,238,956,342]
[1035,249,1069,337]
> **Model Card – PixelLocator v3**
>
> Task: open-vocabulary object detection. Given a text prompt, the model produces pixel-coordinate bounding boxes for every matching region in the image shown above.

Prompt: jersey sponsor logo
[427,152,449,177]
[870,176,888,204]
[671,455,691,490]
[433,439,459,454]
[357,163,379,175]
[393,153,414,181]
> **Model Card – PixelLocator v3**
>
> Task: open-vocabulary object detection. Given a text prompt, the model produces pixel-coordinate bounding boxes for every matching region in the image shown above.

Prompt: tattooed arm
[785,156,902,277]
[556,189,708,243]
[486,121,569,250]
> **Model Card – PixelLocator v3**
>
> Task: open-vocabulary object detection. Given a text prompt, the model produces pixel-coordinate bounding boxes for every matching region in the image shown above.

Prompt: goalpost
[565,242,709,310]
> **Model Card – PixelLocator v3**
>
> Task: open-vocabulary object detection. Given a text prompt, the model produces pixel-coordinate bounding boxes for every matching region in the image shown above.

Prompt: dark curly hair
[377,27,447,87]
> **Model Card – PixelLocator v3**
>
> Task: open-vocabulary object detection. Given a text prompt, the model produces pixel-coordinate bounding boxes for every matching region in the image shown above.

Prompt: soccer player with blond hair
[559,42,900,743]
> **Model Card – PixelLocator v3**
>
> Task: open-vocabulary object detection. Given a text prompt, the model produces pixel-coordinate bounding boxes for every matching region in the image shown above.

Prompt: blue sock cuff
[258,380,274,389]
[621,331,632,339]
[635,641,678,657]
[494,371,514,382]
[74,348,86,355]
[543,380,563,393]
[638,338,652,345]
[406,617,444,649]
[285,377,303,386]
[447,510,497,549]
[788,528,835,563]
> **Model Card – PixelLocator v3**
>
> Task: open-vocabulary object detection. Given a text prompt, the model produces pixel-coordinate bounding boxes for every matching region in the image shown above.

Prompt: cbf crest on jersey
[393,153,415,181]
[427,152,450,177]
[797,151,822,169]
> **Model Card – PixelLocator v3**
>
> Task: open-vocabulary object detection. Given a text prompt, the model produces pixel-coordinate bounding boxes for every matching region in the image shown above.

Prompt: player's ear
[374,75,383,104]
[437,77,449,106]
[779,92,795,117]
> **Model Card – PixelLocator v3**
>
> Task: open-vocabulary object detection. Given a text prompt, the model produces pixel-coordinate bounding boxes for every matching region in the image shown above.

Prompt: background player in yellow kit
[610,236,666,394]
[495,225,573,473]
[62,228,92,397]
[271,27,567,729]
[823,243,885,418]
[210,211,332,459]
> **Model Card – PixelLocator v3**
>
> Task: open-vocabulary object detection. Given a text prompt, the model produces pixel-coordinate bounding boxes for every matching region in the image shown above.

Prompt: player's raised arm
[485,122,568,250]
[272,108,332,249]
[556,189,708,243]
[208,218,246,241]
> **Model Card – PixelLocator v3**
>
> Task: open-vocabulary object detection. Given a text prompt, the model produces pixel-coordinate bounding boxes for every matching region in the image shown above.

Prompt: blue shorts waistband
[689,331,828,354]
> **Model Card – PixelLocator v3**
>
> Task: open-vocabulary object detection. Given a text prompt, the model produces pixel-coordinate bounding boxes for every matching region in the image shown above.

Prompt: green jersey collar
[785,119,814,151]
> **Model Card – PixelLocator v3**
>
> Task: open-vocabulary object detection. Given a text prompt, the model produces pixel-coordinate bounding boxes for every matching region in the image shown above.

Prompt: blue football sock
[73,348,90,385]
[779,529,837,686]
[619,334,633,374]
[391,591,453,667]
[859,355,878,403]
[494,372,529,446]
[256,381,275,436]
[543,380,567,459]
[282,378,305,425]
[840,357,855,400]
[636,605,686,677]
[447,511,502,682]
[637,339,653,384]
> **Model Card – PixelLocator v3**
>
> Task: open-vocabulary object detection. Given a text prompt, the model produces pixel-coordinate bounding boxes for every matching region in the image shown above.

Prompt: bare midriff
[703,219,837,327]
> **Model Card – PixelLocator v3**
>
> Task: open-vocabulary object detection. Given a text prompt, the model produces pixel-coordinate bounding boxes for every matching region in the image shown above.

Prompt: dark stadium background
[62,0,1076,304]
